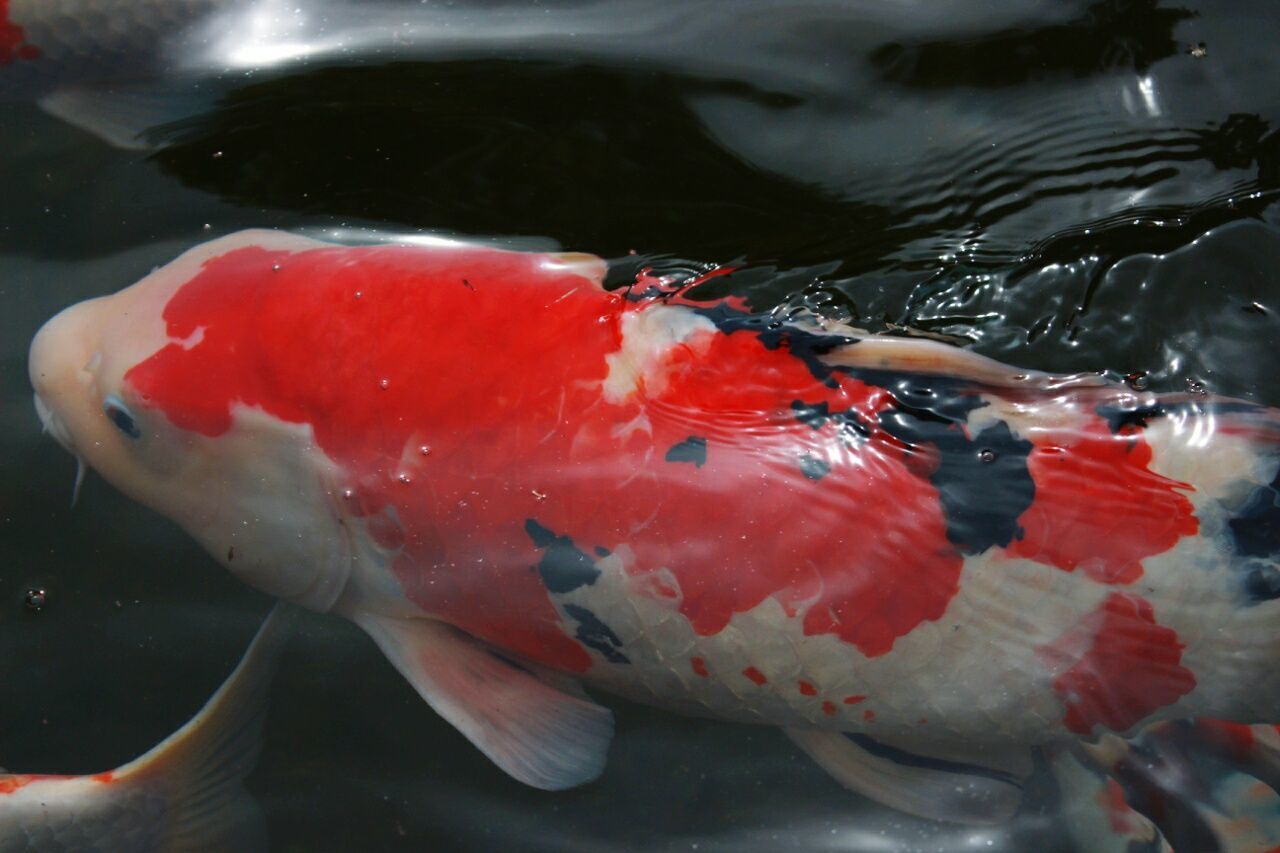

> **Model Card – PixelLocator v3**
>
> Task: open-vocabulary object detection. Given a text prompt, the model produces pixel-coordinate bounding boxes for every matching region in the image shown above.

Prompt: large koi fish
[27,230,1280,829]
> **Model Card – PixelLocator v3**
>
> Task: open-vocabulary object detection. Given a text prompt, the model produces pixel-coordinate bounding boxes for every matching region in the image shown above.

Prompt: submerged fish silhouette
[26,230,1280,831]
[0,604,292,852]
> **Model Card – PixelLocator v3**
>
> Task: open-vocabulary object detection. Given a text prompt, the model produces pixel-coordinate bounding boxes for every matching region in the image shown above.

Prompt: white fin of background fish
[0,604,293,853]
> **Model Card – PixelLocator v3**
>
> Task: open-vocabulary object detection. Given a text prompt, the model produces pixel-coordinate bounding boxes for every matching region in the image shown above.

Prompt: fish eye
[103,394,141,439]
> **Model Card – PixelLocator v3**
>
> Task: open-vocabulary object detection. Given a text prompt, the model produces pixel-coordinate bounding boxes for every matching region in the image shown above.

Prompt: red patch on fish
[1039,592,1196,735]
[843,695,865,705]
[742,666,768,685]
[1099,778,1141,835]
[0,774,62,794]
[798,680,817,696]
[690,657,709,678]
[127,242,967,671]
[1193,718,1258,762]
[0,0,40,65]
[1009,423,1197,583]
[128,245,610,671]
[604,330,961,658]
[821,700,837,716]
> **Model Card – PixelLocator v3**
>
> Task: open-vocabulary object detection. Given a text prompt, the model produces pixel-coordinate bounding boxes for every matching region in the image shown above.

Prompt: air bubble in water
[23,588,47,613]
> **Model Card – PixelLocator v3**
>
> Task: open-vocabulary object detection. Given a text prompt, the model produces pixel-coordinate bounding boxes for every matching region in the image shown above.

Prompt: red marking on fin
[0,0,41,66]
[1010,423,1198,583]
[690,657,708,678]
[1040,592,1196,735]
[798,680,817,696]
[742,666,767,685]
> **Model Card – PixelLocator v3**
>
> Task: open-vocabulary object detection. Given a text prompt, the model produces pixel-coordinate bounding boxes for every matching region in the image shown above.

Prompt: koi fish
[27,230,1280,831]
[0,603,291,852]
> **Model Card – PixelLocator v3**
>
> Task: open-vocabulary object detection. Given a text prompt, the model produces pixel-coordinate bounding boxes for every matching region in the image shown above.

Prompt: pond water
[1,0,1278,850]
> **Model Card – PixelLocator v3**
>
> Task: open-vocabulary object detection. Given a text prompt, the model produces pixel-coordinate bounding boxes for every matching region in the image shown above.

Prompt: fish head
[29,230,354,610]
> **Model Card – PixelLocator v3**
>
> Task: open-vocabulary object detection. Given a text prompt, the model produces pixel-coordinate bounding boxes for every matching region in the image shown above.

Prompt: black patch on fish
[790,400,871,441]
[1230,465,1280,603]
[844,733,1022,788]
[524,519,600,593]
[594,545,611,557]
[665,435,708,467]
[1097,399,1265,434]
[798,454,831,481]
[1244,563,1280,602]
[563,604,629,663]
[856,370,989,425]
[693,302,857,387]
[1098,401,1166,433]
[692,303,1036,552]
[873,377,1035,554]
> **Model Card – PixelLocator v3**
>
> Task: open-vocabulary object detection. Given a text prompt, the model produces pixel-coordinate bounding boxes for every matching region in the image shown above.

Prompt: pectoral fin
[786,728,1029,825]
[356,613,613,790]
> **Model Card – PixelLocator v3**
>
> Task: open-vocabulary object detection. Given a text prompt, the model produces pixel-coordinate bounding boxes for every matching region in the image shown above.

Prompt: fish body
[0,603,291,852]
[28,230,1280,823]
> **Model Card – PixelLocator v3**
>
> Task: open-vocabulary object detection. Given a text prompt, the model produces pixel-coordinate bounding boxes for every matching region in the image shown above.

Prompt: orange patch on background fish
[0,0,40,65]
[1040,592,1196,735]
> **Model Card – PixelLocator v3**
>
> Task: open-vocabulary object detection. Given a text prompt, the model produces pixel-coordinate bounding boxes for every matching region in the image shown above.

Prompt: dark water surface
[2,1,1278,850]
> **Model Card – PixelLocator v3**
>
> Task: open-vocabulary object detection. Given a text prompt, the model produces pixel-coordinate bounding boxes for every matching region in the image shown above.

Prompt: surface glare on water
[1,0,1279,850]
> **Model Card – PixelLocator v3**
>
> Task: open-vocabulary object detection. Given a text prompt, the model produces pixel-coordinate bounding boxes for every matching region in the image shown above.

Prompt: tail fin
[114,603,297,852]
[1047,744,1171,852]
[1061,721,1280,852]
